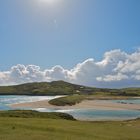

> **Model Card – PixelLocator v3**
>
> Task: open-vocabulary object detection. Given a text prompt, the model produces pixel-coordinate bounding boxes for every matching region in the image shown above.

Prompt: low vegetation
[0,110,75,120]
[49,94,86,106]
[0,116,140,140]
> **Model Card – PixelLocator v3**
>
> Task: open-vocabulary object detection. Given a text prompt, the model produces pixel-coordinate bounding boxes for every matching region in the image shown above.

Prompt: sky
[0,0,140,88]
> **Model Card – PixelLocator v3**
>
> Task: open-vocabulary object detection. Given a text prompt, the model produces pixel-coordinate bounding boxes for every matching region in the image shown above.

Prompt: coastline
[10,99,140,111]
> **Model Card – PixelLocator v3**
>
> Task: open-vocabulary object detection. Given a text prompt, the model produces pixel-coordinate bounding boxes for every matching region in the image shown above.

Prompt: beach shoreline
[10,99,140,111]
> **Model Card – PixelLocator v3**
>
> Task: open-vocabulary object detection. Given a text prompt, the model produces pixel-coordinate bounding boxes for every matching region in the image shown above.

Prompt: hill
[0,80,139,96]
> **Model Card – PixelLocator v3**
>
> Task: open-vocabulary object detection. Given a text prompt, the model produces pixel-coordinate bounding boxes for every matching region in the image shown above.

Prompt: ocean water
[0,95,62,110]
[0,95,140,120]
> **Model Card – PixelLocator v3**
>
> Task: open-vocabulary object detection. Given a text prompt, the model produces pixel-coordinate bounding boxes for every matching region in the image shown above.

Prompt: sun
[39,0,58,4]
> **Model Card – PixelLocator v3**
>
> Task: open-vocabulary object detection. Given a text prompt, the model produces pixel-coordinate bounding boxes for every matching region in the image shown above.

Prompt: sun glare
[39,0,58,4]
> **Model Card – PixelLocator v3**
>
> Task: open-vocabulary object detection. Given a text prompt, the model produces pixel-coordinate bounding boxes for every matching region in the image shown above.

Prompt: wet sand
[10,99,140,111]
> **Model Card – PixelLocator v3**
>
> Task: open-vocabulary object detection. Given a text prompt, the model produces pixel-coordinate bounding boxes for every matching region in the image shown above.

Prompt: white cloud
[97,73,129,82]
[0,49,140,88]
[45,65,69,81]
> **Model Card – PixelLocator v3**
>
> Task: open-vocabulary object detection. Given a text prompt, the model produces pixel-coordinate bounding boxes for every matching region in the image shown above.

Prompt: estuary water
[35,108,140,121]
[0,95,140,121]
[0,95,62,110]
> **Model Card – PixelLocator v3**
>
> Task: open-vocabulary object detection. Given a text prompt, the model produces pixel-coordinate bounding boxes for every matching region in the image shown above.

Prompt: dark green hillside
[0,81,139,96]
[0,81,89,95]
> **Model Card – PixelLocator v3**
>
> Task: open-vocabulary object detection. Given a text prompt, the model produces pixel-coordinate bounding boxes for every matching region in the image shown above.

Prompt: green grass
[0,110,75,120]
[0,117,140,140]
[49,94,86,106]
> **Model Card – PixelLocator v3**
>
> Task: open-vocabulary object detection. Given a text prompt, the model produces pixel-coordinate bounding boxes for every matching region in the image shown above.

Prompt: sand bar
[10,99,140,111]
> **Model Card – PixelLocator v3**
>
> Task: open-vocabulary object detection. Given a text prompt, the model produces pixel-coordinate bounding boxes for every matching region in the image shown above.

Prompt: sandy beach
[10,99,140,111]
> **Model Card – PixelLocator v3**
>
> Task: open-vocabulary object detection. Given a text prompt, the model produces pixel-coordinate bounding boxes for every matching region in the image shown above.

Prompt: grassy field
[0,117,140,140]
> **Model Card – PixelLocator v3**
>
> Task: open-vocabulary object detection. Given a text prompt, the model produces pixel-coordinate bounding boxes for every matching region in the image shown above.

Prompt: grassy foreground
[0,117,140,140]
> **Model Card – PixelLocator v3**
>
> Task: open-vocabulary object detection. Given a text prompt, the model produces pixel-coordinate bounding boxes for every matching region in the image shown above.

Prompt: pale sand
[10,99,140,111]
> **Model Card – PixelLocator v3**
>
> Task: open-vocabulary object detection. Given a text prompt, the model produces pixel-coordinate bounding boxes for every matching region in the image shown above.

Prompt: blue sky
[0,0,140,87]
[0,0,140,70]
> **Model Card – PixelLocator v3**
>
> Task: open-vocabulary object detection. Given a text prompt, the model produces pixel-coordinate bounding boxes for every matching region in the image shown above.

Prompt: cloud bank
[0,49,140,88]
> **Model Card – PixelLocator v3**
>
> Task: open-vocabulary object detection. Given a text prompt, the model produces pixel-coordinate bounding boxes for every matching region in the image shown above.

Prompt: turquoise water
[0,95,62,110]
[65,109,140,121]
[111,99,140,104]
[0,95,140,120]
[34,108,140,121]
